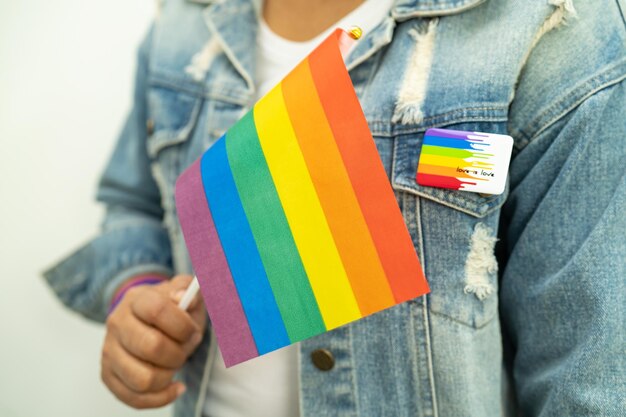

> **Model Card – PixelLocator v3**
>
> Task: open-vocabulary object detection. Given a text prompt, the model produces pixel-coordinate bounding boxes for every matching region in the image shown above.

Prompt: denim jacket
[44,0,626,415]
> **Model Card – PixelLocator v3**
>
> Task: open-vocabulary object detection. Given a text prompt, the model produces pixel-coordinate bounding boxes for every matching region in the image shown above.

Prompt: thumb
[168,274,194,299]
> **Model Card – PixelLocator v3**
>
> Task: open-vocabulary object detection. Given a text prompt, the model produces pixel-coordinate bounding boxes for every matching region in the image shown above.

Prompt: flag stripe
[421,144,478,159]
[308,32,429,303]
[174,160,257,366]
[200,139,290,353]
[423,135,479,150]
[418,153,492,169]
[417,163,489,181]
[282,59,395,316]
[416,172,470,190]
[254,85,362,330]
[425,128,480,140]
[225,111,326,341]
[419,154,460,167]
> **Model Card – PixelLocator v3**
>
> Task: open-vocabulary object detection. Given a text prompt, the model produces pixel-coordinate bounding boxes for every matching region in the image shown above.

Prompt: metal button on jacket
[311,349,335,371]
[146,119,155,135]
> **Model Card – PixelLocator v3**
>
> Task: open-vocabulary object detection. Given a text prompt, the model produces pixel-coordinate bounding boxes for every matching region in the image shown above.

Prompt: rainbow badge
[416,128,514,195]
[175,29,429,367]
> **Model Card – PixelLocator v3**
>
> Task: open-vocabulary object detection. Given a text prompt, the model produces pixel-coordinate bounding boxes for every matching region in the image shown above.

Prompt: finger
[131,288,200,343]
[168,276,202,310]
[101,365,184,409]
[168,275,194,292]
[107,337,175,393]
[110,313,189,369]
[188,300,207,332]
[170,287,202,310]
[186,290,204,310]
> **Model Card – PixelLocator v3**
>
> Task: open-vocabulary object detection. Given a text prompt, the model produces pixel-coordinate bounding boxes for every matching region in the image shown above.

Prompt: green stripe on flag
[225,110,326,341]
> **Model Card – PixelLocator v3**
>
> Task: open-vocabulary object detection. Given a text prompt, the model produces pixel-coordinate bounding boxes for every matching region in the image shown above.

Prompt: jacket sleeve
[43,24,173,324]
[500,1,626,413]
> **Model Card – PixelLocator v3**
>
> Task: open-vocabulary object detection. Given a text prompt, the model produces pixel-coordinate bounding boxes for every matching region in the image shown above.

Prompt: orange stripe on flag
[282,59,395,316]
[308,31,429,303]
[255,85,361,329]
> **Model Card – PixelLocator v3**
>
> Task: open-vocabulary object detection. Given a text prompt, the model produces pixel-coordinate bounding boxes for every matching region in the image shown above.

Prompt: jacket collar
[191,0,485,100]
[392,0,486,20]
[202,0,258,95]
[187,0,486,19]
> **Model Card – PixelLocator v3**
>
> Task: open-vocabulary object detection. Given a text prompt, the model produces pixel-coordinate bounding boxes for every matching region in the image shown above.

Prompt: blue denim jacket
[44,0,626,415]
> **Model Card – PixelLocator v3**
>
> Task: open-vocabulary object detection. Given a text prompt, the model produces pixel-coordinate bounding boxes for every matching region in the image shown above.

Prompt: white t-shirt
[202,1,393,416]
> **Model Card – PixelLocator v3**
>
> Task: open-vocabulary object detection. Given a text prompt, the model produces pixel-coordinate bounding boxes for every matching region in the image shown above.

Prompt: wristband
[108,275,168,315]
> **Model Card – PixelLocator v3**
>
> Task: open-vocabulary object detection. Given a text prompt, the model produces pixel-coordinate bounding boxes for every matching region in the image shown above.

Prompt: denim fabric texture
[44,0,626,415]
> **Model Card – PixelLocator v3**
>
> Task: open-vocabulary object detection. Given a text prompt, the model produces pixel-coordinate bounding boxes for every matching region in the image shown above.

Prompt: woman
[45,0,626,416]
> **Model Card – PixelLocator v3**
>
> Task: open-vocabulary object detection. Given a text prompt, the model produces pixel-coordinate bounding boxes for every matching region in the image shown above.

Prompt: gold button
[348,26,363,40]
[146,119,155,135]
[311,348,335,371]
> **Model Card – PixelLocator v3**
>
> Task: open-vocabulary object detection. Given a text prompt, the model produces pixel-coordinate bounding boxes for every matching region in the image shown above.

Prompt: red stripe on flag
[308,30,429,303]
[282,58,395,316]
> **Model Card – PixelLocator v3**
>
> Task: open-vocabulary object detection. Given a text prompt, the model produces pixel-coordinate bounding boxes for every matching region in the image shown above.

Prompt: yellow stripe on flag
[282,60,395,316]
[254,85,361,330]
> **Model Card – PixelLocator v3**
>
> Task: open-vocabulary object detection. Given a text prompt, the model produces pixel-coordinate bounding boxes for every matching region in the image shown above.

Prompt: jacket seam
[380,108,508,137]
[194,332,216,417]
[423,297,439,417]
[429,308,498,329]
[391,184,504,218]
[616,0,626,27]
[148,76,250,106]
[512,58,626,149]
[392,0,487,21]
[348,322,360,417]
[414,192,439,417]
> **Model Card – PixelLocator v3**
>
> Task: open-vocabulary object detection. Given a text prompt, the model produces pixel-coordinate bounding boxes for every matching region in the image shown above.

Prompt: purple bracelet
[107,276,167,315]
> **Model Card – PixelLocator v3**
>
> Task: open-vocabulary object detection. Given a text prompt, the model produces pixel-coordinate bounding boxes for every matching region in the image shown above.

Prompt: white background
[0,1,171,416]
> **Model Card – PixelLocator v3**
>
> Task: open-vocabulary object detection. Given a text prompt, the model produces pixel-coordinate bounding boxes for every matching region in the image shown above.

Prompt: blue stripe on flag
[200,138,290,354]
[423,135,477,150]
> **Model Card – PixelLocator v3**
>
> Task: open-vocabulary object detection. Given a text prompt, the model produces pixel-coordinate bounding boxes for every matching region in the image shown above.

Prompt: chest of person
[143,0,545,331]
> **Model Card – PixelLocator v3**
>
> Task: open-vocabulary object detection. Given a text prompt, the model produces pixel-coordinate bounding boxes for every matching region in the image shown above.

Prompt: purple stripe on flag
[175,159,258,366]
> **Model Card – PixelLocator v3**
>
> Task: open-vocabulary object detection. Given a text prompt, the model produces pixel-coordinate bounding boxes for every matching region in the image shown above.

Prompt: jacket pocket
[144,76,205,213]
[144,80,205,270]
[146,81,203,160]
[391,126,508,329]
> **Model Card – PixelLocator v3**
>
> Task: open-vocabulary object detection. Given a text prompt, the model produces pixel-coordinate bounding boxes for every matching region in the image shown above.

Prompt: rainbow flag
[175,29,429,367]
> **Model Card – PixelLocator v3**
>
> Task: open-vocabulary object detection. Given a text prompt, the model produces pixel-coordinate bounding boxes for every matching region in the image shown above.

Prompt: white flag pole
[177,276,200,310]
